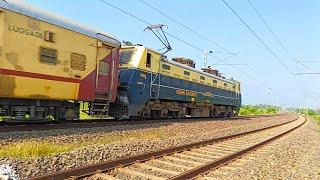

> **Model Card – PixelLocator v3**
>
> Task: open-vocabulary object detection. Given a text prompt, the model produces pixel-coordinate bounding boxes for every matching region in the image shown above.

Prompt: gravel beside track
[200,117,320,180]
[87,116,304,180]
[0,114,296,179]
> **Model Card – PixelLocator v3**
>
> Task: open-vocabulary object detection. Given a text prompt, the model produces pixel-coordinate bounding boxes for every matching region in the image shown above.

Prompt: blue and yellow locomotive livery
[111,44,241,119]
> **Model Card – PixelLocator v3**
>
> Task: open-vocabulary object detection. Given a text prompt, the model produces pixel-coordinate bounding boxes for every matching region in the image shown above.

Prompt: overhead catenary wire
[295,58,320,76]
[98,0,273,92]
[245,0,318,107]
[296,60,320,63]
[247,0,288,53]
[98,0,231,63]
[137,0,236,54]
[222,0,309,107]
[98,0,209,57]
[221,0,293,75]
[296,60,319,73]
[247,0,318,75]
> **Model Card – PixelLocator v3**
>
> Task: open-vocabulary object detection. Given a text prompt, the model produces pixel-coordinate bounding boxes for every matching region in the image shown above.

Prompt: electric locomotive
[110,44,241,119]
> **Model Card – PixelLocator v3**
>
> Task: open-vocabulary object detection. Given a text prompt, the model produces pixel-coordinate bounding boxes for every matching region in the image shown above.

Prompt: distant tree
[239,104,279,115]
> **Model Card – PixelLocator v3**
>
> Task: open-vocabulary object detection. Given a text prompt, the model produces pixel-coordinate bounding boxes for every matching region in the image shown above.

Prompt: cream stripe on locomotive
[120,46,240,94]
[125,67,239,100]
[156,84,238,100]
[122,66,239,94]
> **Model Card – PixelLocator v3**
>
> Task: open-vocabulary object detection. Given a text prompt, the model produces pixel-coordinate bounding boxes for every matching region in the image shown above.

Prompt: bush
[239,105,279,116]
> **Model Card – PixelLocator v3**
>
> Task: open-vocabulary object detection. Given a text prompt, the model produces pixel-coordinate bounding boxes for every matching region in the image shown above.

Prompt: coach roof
[0,0,120,46]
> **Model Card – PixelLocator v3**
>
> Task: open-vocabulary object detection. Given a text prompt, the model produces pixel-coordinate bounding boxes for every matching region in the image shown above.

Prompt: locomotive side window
[184,71,190,76]
[40,47,57,65]
[162,64,171,70]
[70,53,86,71]
[146,52,152,68]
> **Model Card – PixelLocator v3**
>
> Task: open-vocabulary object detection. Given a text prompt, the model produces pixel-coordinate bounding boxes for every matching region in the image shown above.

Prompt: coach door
[95,43,113,97]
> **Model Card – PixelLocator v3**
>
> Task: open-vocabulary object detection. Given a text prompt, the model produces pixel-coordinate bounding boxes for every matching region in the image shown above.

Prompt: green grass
[239,105,279,116]
[0,130,166,158]
[310,115,320,125]
[0,141,75,158]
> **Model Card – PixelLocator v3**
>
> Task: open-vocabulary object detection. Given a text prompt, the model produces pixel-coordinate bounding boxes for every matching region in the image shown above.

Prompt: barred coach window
[40,47,57,65]
[71,53,86,71]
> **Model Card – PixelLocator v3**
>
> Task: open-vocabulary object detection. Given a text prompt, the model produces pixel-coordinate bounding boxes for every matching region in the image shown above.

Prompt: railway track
[29,114,304,180]
[0,114,284,133]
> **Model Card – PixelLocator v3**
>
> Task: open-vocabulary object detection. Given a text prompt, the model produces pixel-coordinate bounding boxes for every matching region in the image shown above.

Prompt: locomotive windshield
[120,49,133,64]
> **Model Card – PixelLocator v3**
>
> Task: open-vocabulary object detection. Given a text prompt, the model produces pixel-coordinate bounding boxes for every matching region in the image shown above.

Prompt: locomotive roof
[0,0,120,46]
[162,57,237,84]
[122,45,238,84]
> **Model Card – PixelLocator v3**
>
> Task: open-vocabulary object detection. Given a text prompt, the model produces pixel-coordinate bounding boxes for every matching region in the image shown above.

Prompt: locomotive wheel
[65,109,76,120]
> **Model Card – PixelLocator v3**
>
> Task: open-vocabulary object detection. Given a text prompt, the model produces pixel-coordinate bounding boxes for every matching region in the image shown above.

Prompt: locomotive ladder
[91,92,110,117]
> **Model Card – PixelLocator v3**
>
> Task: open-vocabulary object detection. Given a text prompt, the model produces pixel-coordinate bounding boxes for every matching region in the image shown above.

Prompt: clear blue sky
[26,0,320,108]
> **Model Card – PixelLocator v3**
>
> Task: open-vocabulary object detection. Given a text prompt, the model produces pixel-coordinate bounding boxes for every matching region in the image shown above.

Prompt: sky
[25,0,320,108]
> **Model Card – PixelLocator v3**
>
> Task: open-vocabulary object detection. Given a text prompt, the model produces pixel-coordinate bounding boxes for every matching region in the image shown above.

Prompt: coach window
[40,47,57,65]
[162,64,171,70]
[99,61,109,75]
[146,52,152,68]
[224,83,227,87]
[44,31,56,43]
[184,71,190,76]
[200,76,205,80]
[71,53,86,71]
[213,80,217,84]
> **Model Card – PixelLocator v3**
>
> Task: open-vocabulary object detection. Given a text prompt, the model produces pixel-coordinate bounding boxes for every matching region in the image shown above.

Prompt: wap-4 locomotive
[111,45,241,119]
[0,0,241,122]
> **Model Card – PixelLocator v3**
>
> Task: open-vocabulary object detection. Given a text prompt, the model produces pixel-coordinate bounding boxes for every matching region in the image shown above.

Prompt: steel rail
[0,114,284,132]
[29,114,299,180]
[169,115,306,180]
